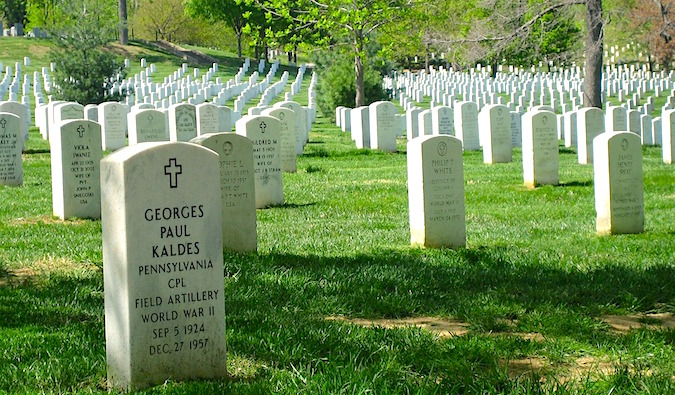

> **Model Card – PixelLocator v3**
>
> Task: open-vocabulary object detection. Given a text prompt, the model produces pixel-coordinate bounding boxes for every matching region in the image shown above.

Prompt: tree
[49,1,125,104]
[185,0,251,58]
[0,0,27,26]
[260,0,413,107]
[132,0,193,42]
[583,0,603,108]
[629,0,675,71]
[119,0,128,44]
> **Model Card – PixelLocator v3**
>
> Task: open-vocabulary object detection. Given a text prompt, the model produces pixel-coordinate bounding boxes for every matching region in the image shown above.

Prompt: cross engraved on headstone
[259,121,267,134]
[164,158,182,189]
[147,114,154,122]
[77,125,86,138]
[0,118,5,129]
[621,138,629,151]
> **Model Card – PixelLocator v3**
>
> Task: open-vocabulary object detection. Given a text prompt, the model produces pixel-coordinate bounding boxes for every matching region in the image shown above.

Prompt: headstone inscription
[522,110,559,187]
[407,135,465,248]
[577,107,604,165]
[0,113,22,186]
[454,101,480,151]
[99,102,128,151]
[191,133,257,252]
[262,107,297,173]
[479,104,512,163]
[605,105,627,132]
[128,109,168,145]
[593,132,644,235]
[0,101,29,146]
[51,120,102,219]
[431,106,454,136]
[196,103,222,135]
[168,103,197,142]
[369,101,398,152]
[101,142,227,391]
[235,115,284,208]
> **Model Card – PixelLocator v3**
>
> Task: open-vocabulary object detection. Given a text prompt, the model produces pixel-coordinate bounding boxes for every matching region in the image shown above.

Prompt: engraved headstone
[235,115,283,208]
[101,142,226,391]
[168,103,197,142]
[99,102,128,151]
[454,101,479,150]
[577,107,604,165]
[522,110,559,187]
[369,101,398,152]
[350,106,370,149]
[196,103,222,135]
[407,135,465,248]
[594,132,644,234]
[51,120,102,219]
[0,113,22,186]
[432,106,454,136]
[663,109,675,164]
[128,109,168,145]
[479,104,512,163]
[406,107,422,140]
[605,105,628,132]
[191,133,257,252]
[262,107,297,173]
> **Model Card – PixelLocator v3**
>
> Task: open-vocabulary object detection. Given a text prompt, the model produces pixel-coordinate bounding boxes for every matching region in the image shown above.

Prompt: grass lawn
[1,40,674,394]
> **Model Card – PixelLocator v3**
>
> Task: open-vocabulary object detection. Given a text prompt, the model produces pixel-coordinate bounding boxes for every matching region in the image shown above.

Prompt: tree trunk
[583,0,603,108]
[237,34,242,58]
[119,0,129,45]
[355,53,365,107]
[425,43,430,73]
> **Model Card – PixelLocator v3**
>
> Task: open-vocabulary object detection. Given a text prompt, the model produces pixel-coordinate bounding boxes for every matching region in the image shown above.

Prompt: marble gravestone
[418,110,433,137]
[431,106,454,136]
[479,104,512,163]
[593,132,644,235]
[235,115,284,208]
[563,111,577,148]
[191,133,257,253]
[605,105,627,132]
[0,113,22,186]
[406,107,422,141]
[577,107,604,165]
[510,111,522,148]
[51,120,102,219]
[0,101,29,146]
[522,110,559,187]
[54,102,84,126]
[196,103,222,136]
[169,103,197,142]
[407,135,465,248]
[128,109,168,145]
[273,101,307,150]
[454,101,480,150]
[262,107,297,173]
[99,102,128,151]
[663,109,675,164]
[369,101,398,152]
[101,142,227,391]
[350,106,370,149]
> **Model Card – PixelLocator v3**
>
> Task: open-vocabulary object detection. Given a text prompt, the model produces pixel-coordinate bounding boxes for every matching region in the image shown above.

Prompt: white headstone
[51,120,102,219]
[168,103,197,142]
[350,106,370,149]
[593,132,644,234]
[101,142,226,391]
[577,107,605,165]
[605,105,628,132]
[510,111,522,148]
[84,104,98,122]
[0,113,22,186]
[522,110,559,187]
[406,107,421,141]
[191,133,257,252]
[563,111,577,148]
[640,114,653,146]
[407,135,465,248]
[454,101,479,150]
[0,101,29,147]
[196,103,223,135]
[99,102,128,151]
[262,107,297,173]
[479,104,512,163]
[431,106,454,136]
[369,101,398,152]
[418,109,433,136]
[662,109,675,164]
[235,115,284,208]
[128,109,168,145]
[54,102,84,126]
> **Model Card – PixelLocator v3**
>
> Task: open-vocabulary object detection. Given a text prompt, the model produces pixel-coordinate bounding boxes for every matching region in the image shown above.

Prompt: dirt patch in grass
[602,313,675,333]
[326,316,470,338]
[501,355,616,382]
[0,257,99,287]
[500,357,549,377]
[9,215,86,225]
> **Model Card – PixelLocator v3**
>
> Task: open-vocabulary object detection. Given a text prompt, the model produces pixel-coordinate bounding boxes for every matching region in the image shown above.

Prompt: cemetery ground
[1,39,674,393]
[1,120,674,393]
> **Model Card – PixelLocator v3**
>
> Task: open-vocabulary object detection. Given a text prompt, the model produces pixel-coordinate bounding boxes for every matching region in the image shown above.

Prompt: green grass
[1,42,675,394]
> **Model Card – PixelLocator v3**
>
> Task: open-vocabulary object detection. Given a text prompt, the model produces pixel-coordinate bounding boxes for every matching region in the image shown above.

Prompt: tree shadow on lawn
[226,246,675,333]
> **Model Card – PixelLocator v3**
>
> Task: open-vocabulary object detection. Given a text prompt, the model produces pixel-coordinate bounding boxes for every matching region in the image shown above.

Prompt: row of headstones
[336,102,675,167]
[407,130,646,249]
[95,119,650,392]
[0,22,23,37]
